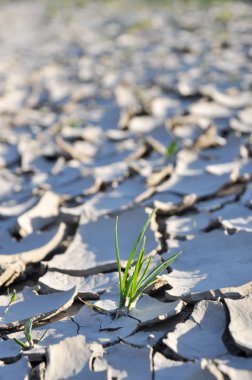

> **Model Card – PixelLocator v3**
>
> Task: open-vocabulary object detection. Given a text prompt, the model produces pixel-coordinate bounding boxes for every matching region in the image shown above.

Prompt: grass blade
[136,252,181,297]
[140,252,180,286]
[10,290,17,305]
[24,319,33,346]
[115,216,122,292]
[121,209,156,290]
[137,256,153,288]
[78,298,113,316]
[4,289,17,314]
[130,236,146,299]
[166,140,177,159]
[14,338,28,350]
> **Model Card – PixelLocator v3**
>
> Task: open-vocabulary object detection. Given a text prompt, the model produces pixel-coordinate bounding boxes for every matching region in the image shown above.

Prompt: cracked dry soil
[0,0,252,379]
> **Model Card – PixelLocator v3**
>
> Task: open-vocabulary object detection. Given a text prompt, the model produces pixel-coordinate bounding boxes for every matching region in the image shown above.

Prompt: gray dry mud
[0,0,252,379]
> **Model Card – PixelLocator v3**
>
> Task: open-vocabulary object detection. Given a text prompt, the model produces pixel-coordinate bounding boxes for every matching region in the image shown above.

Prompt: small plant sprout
[4,288,17,314]
[115,209,180,317]
[14,318,34,350]
[166,140,177,159]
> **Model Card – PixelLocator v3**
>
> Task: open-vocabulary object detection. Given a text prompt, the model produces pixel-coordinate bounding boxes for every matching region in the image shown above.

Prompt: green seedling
[115,209,180,316]
[68,119,81,128]
[166,140,177,159]
[128,19,152,32]
[4,288,17,314]
[14,318,34,350]
[216,9,233,22]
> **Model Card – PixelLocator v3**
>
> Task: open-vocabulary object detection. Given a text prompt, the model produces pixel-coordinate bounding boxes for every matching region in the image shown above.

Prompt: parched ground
[0,0,252,379]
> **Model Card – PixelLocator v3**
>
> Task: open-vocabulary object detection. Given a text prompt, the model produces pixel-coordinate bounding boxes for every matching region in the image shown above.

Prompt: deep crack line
[69,316,81,335]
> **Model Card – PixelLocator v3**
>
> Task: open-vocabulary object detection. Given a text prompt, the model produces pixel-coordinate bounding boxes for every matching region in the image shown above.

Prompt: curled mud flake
[0,223,66,268]
[48,208,158,274]
[44,336,91,380]
[103,343,152,380]
[224,294,252,355]
[214,355,252,380]
[0,358,30,380]
[164,230,252,299]
[129,295,184,327]
[162,300,228,360]
[0,287,76,329]
[153,352,219,380]
[14,191,60,237]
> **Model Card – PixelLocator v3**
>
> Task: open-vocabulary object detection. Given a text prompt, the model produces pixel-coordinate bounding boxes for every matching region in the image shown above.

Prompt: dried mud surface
[0,1,252,379]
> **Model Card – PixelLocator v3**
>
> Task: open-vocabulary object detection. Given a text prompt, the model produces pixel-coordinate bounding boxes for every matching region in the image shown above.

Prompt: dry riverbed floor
[0,0,252,379]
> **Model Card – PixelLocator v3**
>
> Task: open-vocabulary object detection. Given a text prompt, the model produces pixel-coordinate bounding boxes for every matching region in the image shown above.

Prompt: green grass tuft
[115,209,180,315]
[14,318,34,350]
[166,140,178,159]
[4,288,17,314]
